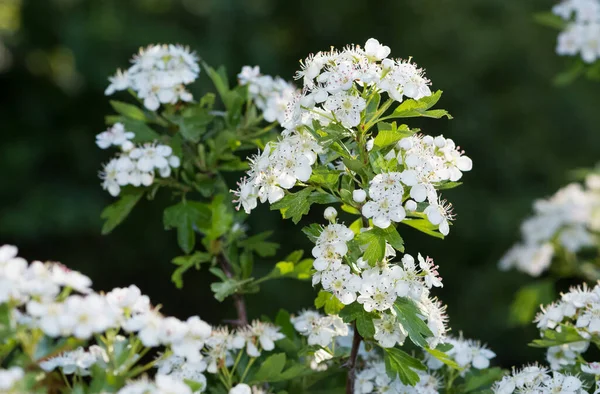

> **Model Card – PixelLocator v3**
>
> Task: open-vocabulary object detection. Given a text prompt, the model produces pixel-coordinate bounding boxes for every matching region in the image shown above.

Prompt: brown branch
[346,322,362,394]
[218,253,248,326]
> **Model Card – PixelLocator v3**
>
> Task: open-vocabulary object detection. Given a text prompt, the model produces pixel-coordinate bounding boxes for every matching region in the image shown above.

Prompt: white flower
[418,254,443,288]
[364,38,391,60]
[582,362,600,375]
[320,265,362,304]
[106,44,199,111]
[357,275,396,312]
[229,384,252,394]
[0,367,23,391]
[362,197,406,229]
[156,374,193,394]
[373,313,407,348]
[323,91,366,128]
[96,123,135,150]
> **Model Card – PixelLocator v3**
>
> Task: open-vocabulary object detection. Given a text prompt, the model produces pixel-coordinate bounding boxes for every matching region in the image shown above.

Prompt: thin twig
[218,253,248,326]
[346,322,362,394]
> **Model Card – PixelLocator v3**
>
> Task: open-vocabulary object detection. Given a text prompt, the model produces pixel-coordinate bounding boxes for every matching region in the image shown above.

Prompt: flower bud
[353,189,367,203]
[324,207,338,221]
[405,200,417,211]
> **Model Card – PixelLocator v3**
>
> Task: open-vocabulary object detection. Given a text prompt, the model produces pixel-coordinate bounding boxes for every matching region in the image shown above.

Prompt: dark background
[1,0,598,368]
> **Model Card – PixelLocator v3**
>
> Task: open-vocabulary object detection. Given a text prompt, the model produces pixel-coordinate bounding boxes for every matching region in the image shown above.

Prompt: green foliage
[163,200,210,254]
[238,231,279,257]
[384,347,427,386]
[100,189,145,235]
[271,188,316,224]
[394,298,433,348]
[315,290,345,315]
[509,279,554,326]
[110,100,148,122]
[171,252,212,288]
[209,267,254,302]
[461,368,505,392]
[424,347,460,370]
[372,122,413,151]
[339,303,375,338]
[402,218,445,239]
[392,91,452,119]
[530,324,585,348]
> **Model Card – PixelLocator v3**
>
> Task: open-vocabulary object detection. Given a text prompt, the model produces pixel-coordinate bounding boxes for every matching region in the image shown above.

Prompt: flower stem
[346,322,362,394]
[218,252,249,326]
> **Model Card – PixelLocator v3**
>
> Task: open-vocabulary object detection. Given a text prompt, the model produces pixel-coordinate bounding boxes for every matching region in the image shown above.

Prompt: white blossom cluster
[0,367,24,393]
[0,244,286,393]
[237,65,298,125]
[97,122,181,196]
[354,360,440,394]
[309,222,447,348]
[286,38,432,130]
[500,177,600,276]
[232,130,323,213]
[553,0,600,63]
[228,383,266,394]
[105,44,200,111]
[425,335,496,373]
[361,134,472,233]
[117,374,200,394]
[291,309,349,347]
[492,364,586,394]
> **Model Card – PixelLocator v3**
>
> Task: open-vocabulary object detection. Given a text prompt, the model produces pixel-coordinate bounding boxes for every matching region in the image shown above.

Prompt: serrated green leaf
[302,223,323,243]
[338,302,364,323]
[356,229,386,265]
[250,353,286,382]
[530,324,584,348]
[119,118,160,143]
[271,187,315,224]
[210,277,253,302]
[384,347,426,386]
[315,290,344,315]
[310,167,341,188]
[163,200,211,253]
[394,298,433,348]
[100,189,144,235]
[392,91,452,119]
[171,252,212,289]
[239,231,279,257]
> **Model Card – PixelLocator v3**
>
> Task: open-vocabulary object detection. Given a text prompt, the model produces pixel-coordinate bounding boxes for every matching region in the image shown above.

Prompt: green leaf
[384,347,426,386]
[356,313,375,338]
[308,191,339,205]
[392,91,452,119]
[173,105,214,143]
[171,252,212,289]
[110,100,147,121]
[163,201,211,253]
[210,277,253,302]
[402,218,445,239]
[250,353,286,382]
[530,324,584,348]
[310,168,341,188]
[271,187,315,224]
[315,290,344,315]
[269,259,313,281]
[339,302,364,323]
[100,189,144,235]
[275,309,296,339]
[239,231,279,257]
[509,280,554,326]
[533,12,568,30]
[356,229,386,265]
[462,367,505,392]
[206,195,234,240]
[424,347,460,370]
[302,224,323,243]
[394,298,433,348]
[119,118,160,143]
[373,122,413,150]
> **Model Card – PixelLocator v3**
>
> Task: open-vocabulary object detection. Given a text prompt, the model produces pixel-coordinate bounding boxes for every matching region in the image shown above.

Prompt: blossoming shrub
[499,170,600,325]
[535,0,600,83]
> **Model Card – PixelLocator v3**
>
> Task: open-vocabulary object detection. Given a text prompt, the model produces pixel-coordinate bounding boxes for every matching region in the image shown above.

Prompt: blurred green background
[1,0,599,369]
